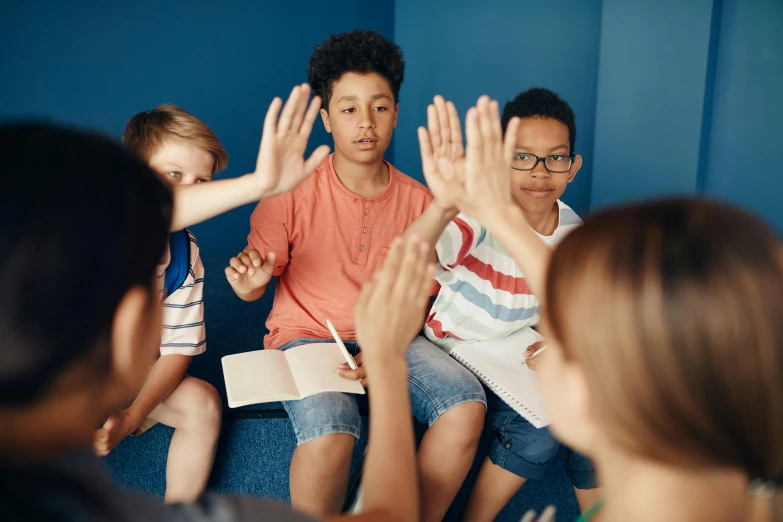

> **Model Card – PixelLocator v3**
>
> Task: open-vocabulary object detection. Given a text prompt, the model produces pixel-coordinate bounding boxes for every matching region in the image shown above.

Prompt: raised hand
[437,95,520,222]
[251,83,331,199]
[417,95,465,210]
[225,249,276,297]
[354,236,434,361]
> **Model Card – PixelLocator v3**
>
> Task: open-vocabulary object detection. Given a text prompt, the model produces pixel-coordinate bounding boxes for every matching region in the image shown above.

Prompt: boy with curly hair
[225,30,487,521]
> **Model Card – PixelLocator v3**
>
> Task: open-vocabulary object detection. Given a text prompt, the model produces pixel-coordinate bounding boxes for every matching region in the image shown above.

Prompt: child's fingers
[237,253,256,275]
[477,97,496,153]
[298,94,322,138]
[446,101,464,154]
[288,83,309,133]
[434,95,451,147]
[276,85,301,137]
[336,367,366,381]
[503,117,521,166]
[427,104,442,150]
[488,100,503,154]
[303,145,332,176]
[225,266,241,281]
[229,256,248,274]
[247,250,262,267]
[260,251,277,276]
[418,127,436,174]
[465,107,483,167]
[261,97,283,144]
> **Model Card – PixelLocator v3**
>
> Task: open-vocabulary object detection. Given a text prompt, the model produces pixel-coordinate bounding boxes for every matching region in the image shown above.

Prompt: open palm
[418,95,465,210]
[253,83,331,198]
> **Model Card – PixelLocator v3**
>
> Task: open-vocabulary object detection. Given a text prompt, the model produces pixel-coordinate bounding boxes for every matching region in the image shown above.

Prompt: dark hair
[307,29,405,110]
[0,123,172,406]
[501,87,577,152]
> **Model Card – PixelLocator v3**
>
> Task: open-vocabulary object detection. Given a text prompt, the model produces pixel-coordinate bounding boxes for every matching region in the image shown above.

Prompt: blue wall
[703,0,783,233]
[394,0,603,218]
[590,0,717,207]
[0,0,394,254]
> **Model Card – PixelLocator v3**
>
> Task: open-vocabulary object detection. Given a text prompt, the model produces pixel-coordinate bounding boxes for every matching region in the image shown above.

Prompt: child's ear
[320,108,332,134]
[393,103,399,129]
[568,154,583,183]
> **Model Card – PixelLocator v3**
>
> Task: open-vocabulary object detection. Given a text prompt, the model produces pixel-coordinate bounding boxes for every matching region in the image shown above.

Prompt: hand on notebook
[337,352,368,388]
[345,236,434,380]
[225,249,275,294]
[418,95,464,211]
[93,411,136,457]
[436,96,522,223]
[523,341,547,372]
[250,83,331,200]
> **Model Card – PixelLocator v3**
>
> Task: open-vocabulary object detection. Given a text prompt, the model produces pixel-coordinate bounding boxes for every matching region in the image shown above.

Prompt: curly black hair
[307,29,405,110]
[501,88,576,152]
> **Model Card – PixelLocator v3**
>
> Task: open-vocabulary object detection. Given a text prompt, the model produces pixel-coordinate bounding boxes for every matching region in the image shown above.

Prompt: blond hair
[122,105,228,173]
[545,199,783,519]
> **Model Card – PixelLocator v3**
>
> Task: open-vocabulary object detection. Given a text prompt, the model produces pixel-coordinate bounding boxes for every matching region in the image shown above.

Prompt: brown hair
[545,199,783,511]
[122,104,228,173]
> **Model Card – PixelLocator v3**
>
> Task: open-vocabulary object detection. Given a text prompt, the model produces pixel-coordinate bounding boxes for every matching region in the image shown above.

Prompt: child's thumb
[262,251,277,273]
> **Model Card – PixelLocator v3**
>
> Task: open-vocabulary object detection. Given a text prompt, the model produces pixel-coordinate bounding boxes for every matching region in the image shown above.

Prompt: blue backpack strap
[163,229,191,299]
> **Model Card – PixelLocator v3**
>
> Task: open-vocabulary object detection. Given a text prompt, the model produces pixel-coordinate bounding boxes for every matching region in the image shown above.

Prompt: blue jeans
[486,390,597,489]
[278,336,487,445]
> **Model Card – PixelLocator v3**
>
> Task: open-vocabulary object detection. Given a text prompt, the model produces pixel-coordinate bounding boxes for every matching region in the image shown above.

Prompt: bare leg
[148,376,222,503]
[418,401,485,522]
[463,457,528,522]
[289,433,355,517]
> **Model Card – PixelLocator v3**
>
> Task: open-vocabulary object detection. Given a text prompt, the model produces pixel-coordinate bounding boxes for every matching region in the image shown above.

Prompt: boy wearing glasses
[404,87,599,521]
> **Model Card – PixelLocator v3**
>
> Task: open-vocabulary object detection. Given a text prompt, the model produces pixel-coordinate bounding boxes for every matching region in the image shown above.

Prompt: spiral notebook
[449,328,550,428]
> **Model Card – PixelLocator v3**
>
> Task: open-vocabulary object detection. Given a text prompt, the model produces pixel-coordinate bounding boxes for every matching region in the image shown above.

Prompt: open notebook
[221,343,366,408]
[450,328,550,428]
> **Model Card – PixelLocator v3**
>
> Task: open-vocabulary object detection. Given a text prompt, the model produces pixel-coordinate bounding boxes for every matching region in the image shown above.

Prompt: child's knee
[437,401,486,445]
[181,378,222,430]
[299,433,355,469]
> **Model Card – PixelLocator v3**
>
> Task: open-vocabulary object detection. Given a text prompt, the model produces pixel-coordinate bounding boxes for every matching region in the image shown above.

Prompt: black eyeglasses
[511,153,575,173]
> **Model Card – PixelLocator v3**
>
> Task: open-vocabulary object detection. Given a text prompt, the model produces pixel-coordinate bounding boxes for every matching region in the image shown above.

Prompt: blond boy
[93,105,227,503]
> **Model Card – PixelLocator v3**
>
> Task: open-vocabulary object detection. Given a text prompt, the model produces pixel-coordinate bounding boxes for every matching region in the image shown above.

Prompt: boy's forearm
[355,355,419,522]
[402,202,458,258]
[483,205,551,299]
[125,354,192,427]
[170,174,264,231]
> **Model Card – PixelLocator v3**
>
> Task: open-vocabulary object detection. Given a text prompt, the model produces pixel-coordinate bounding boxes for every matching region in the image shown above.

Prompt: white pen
[524,344,548,360]
[326,319,358,370]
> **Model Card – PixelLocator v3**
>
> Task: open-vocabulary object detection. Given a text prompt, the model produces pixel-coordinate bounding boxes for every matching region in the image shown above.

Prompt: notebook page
[221,350,299,408]
[285,343,366,398]
[451,329,550,426]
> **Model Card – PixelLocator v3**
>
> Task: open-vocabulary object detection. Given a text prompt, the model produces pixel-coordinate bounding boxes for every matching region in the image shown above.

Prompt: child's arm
[93,355,191,456]
[402,96,464,251]
[434,97,550,298]
[168,83,330,231]
[327,236,433,522]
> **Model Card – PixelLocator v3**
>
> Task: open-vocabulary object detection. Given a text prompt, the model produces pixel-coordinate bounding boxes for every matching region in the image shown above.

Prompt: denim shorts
[486,390,597,489]
[278,336,487,445]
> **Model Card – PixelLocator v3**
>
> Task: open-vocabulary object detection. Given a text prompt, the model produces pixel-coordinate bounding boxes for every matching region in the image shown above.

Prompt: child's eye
[196,178,209,184]
[168,171,182,179]
[514,154,531,160]
[550,155,565,161]
[342,108,356,114]
[374,106,387,112]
